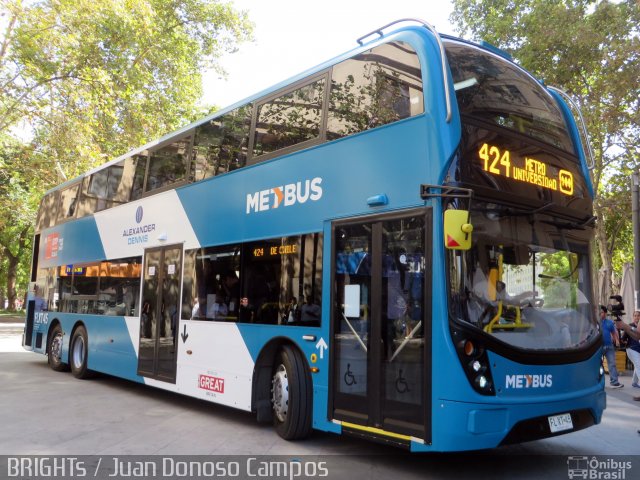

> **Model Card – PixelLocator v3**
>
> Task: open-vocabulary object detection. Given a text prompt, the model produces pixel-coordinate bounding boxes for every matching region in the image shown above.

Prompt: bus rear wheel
[271,345,312,440]
[70,325,94,379]
[47,324,69,372]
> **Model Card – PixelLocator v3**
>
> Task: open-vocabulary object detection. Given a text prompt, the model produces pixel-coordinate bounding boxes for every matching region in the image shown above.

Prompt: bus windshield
[445,40,575,154]
[448,202,598,351]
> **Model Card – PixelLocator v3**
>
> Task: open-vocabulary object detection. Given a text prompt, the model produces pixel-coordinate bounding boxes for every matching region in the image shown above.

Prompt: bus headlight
[476,375,489,389]
[470,359,484,373]
[453,334,495,396]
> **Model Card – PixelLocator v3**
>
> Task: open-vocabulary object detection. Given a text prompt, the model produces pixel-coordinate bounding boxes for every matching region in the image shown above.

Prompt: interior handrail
[356,18,453,123]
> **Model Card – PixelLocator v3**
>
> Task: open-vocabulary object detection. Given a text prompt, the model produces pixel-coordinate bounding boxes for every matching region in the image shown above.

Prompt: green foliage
[0,0,253,307]
[538,251,578,308]
[451,0,640,298]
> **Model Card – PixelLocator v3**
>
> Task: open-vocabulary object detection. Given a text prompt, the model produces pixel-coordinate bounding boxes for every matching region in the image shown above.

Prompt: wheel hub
[72,335,85,370]
[51,333,63,362]
[271,364,289,422]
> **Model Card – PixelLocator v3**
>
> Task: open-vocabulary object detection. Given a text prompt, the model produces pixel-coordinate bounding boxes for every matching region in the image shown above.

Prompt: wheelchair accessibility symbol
[395,369,410,394]
[344,363,357,386]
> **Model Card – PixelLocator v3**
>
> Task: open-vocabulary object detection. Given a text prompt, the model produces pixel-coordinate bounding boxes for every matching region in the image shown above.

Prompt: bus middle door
[331,209,432,445]
[137,244,183,383]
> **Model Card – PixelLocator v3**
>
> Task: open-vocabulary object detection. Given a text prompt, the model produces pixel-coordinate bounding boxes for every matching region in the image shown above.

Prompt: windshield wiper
[476,201,555,218]
[540,215,596,230]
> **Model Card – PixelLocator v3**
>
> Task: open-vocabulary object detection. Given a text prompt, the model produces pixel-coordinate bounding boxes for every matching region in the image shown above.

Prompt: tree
[0,135,44,309]
[0,0,253,308]
[451,0,640,303]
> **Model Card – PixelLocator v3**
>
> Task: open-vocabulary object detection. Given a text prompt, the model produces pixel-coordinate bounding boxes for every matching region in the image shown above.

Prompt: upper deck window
[445,41,574,153]
[36,192,59,231]
[192,104,252,181]
[78,158,135,215]
[130,153,148,201]
[327,41,424,139]
[252,78,326,159]
[88,163,124,200]
[56,183,80,222]
[146,135,192,193]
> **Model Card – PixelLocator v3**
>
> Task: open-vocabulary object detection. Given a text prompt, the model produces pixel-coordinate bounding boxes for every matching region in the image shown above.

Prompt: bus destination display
[253,243,298,258]
[479,142,574,196]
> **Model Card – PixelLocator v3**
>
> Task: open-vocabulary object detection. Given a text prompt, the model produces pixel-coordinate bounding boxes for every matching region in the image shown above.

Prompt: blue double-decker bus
[23,19,604,451]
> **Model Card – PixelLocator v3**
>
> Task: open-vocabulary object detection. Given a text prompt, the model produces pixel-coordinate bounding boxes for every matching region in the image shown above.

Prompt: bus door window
[138,246,181,382]
[334,224,371,397]
[381,216,425,410]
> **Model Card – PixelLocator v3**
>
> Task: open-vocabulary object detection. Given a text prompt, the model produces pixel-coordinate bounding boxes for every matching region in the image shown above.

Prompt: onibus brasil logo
[567,456,632,479]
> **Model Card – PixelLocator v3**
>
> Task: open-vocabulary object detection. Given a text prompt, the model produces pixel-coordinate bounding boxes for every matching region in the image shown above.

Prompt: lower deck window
[34,257,141,316]
[182,233,323,326]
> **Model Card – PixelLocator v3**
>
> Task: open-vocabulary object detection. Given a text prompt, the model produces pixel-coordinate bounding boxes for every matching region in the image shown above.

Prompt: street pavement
[0,315,25,353]
[1,320,639,480]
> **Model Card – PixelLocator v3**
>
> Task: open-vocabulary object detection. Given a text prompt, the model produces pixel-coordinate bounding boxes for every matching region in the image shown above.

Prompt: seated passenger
[207,292,228,319]
[300,296,321,324]
[239,297,255,323]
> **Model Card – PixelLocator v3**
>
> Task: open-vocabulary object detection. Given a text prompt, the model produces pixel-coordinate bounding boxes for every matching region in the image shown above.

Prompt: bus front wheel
[70,325,94,379]
[47,324,69,372]
[271,346,312,440]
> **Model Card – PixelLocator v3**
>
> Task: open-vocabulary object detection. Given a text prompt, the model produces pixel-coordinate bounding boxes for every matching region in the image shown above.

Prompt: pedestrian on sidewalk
[615,315,640,434]
[600,305,623,388]
[623,311,640,389]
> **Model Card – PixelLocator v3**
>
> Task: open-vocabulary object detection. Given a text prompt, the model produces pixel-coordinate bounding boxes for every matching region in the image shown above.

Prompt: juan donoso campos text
[7,457,331,479]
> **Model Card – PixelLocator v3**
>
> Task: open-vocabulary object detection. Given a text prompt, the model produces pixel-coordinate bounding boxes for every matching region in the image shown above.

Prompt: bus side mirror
[444,210,473,250]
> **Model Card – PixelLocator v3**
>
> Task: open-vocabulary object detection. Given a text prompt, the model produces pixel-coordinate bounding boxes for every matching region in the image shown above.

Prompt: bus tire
[70,325,94,379]
[271,345,312,440]
[47,323,69,372]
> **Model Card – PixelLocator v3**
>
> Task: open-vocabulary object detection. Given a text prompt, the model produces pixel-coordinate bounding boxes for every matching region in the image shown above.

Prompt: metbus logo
[246,177,323,214]
[505,374,553,389]
[199,374,225,394]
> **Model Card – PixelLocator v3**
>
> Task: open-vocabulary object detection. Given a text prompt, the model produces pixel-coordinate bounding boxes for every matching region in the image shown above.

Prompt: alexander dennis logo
[567,456,632,479]
[246,177,323,214]
[122,206,155,245]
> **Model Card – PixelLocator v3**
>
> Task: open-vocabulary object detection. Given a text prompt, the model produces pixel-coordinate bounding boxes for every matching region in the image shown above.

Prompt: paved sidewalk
[605,367,640,405]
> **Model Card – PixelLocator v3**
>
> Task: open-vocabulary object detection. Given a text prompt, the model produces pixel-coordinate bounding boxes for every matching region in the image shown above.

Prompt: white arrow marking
[315,337,328,359]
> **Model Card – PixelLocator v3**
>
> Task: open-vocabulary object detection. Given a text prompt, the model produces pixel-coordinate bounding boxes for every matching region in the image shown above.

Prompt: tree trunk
[595,205,613,306]
[1,227,30,311]
[6,251,18,310]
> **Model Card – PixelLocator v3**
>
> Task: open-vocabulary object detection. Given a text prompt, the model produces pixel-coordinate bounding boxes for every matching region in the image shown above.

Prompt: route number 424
[479,143,511,177]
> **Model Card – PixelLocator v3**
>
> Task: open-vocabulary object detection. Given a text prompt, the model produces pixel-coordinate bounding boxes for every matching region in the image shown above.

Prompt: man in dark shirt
[615,314,640,435]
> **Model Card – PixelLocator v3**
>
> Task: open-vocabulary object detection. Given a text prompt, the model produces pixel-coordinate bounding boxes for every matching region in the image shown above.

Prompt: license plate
[548,413,573,433]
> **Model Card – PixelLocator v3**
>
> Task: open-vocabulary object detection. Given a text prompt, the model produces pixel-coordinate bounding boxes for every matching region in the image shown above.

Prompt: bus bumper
[410,388,606,452]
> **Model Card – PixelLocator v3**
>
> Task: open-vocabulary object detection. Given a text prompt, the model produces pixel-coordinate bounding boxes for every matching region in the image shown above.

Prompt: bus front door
[331,210,431,443]
[137,245,183,383]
